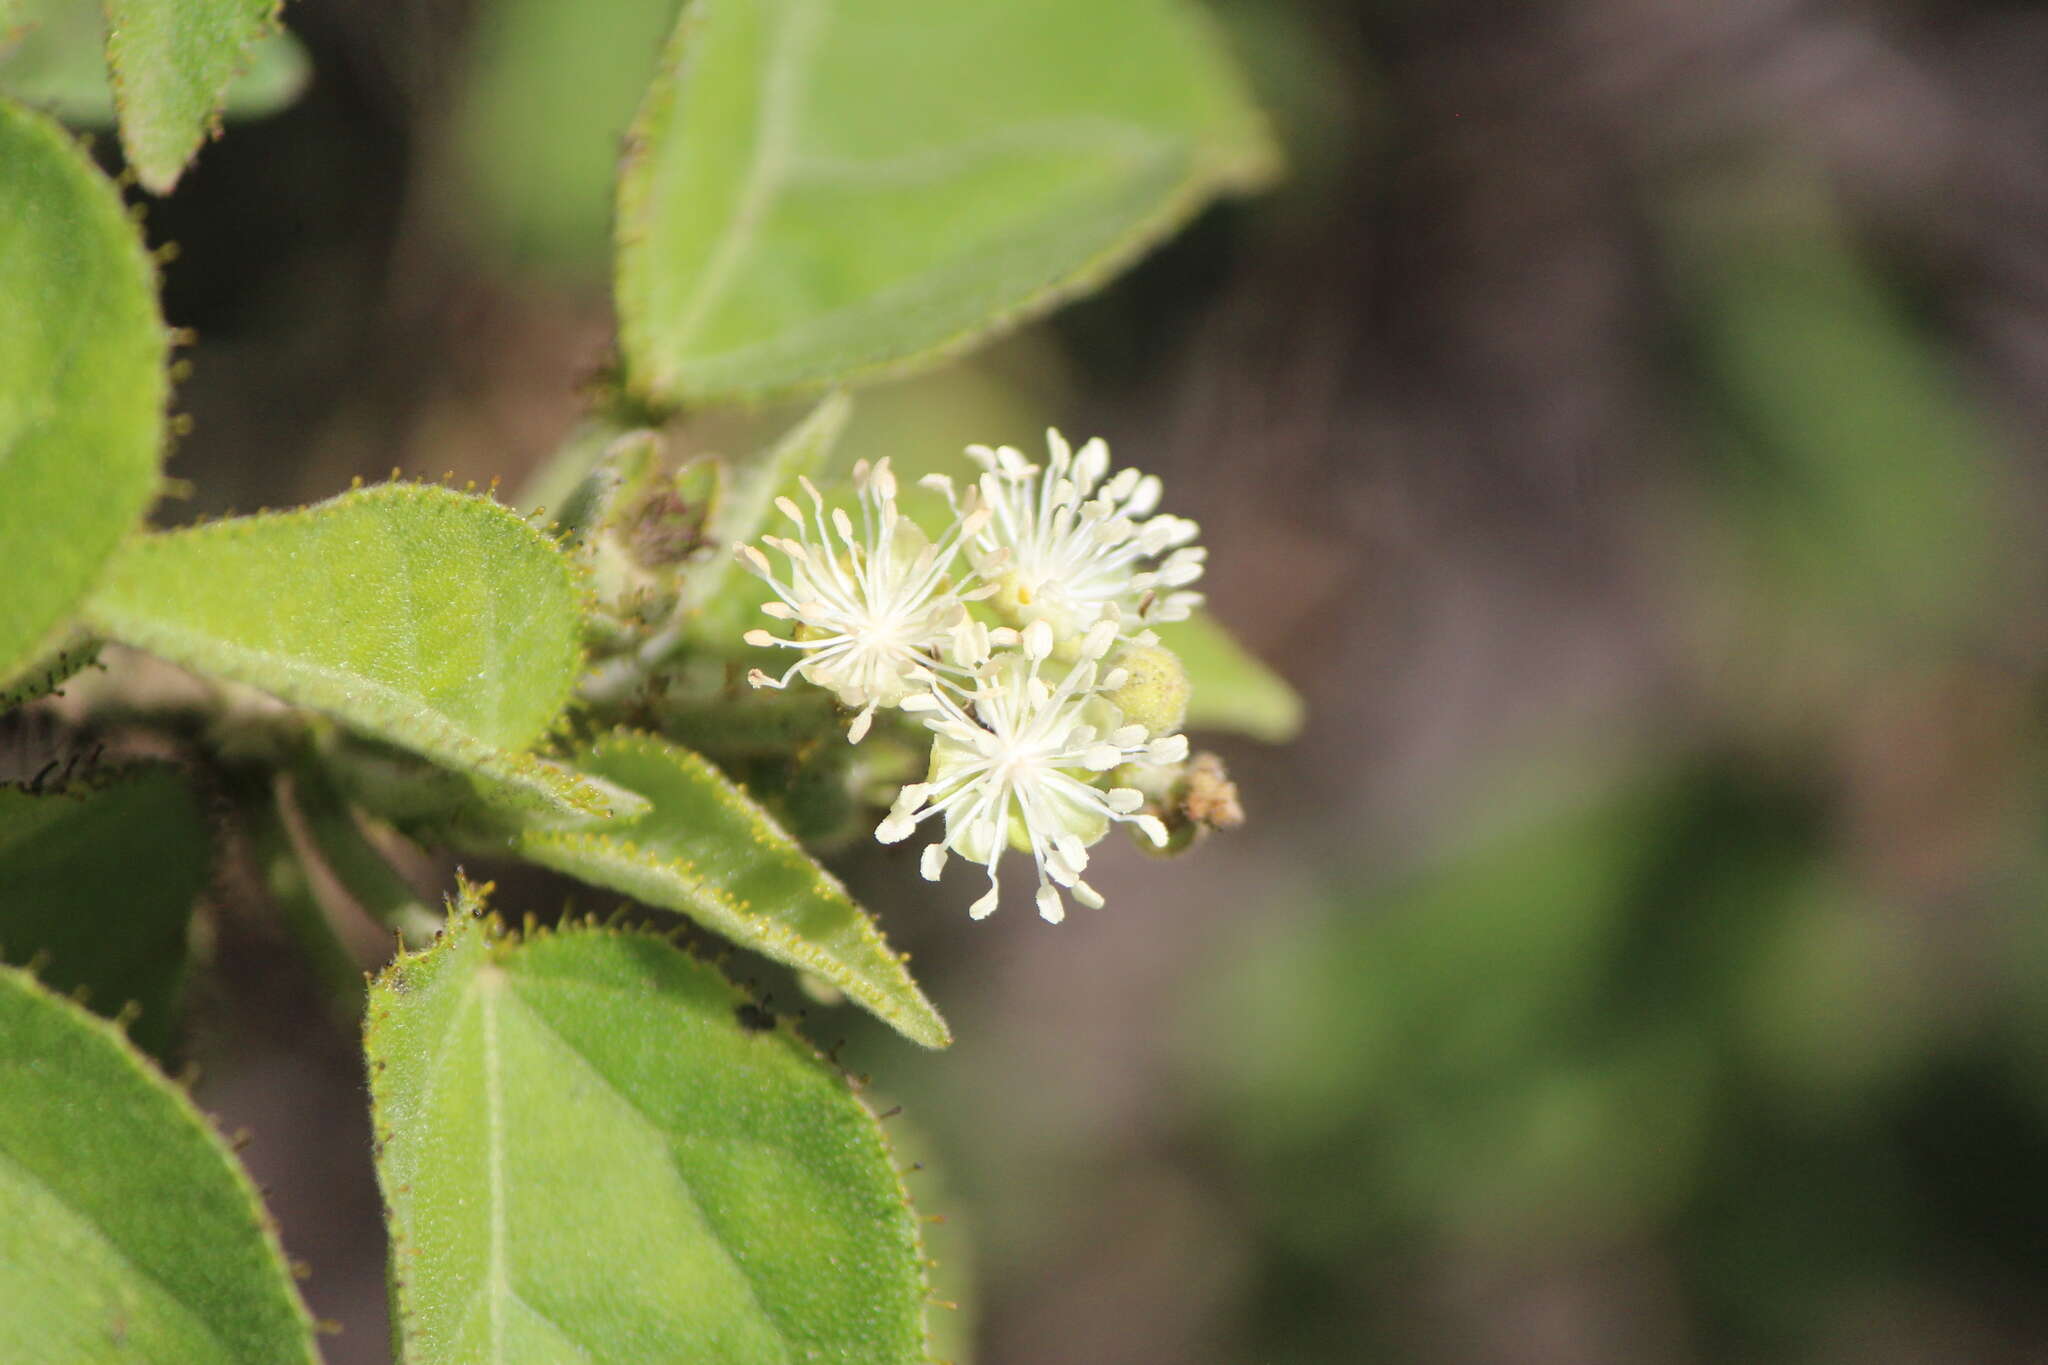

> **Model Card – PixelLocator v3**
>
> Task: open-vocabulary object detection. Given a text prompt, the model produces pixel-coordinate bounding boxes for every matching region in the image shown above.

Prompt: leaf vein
[665,0,830,351]
[492,976,797,1362]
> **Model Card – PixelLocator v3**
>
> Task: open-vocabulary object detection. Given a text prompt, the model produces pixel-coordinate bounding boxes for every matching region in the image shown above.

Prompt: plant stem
[288,762,444,948]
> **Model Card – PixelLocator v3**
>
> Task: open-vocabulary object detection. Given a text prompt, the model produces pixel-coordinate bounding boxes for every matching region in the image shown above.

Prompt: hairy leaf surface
[0,2,306,126]
[0,766,208,1056]
[84,484,617,818]
[459,729,949,1049]
[368,912,929,1363]
[616,0,1276,405]
[103,0,282,192]
[0,99,166,686]
[0,965,318,1363]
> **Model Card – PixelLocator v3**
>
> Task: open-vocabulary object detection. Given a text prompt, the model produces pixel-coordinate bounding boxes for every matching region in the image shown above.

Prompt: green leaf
[457,728,950,1049]
[83,483,619,820]
[0,636,100,712]
[0,4,307,127]
[469,752,654,826]
[0,964,319,1364]
[367,910,930,1363]
[616,0,1277,406]
[1152,611,1301,742]
[103,0,283,192]
[0,99,167,686]
[0,766,209,1056]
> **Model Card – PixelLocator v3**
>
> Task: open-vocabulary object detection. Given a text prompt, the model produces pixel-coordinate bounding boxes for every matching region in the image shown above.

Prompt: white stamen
[877,647,1190,921]
[963,428,1207,637]
[736,457,986,739]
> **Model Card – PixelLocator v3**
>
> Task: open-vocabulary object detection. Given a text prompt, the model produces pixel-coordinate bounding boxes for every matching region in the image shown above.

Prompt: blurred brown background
[143,0,2048,1361]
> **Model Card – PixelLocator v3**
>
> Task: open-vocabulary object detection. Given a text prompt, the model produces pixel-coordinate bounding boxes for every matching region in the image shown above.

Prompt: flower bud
[1104,643,1190,737]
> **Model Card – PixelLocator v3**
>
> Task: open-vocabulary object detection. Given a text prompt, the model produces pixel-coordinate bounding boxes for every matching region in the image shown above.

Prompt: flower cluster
[738,431,1204,922]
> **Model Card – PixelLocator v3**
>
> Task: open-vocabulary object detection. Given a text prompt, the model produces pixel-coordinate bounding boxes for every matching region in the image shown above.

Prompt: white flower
[738,459,990,741]
[925,429,1206,639]
[875,617,1184,923]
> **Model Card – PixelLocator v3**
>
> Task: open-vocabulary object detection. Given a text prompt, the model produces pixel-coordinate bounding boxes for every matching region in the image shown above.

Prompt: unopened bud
[1104,643,1190,737]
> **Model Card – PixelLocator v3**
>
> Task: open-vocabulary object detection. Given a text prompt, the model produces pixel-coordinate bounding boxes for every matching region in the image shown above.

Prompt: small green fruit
[1106,644,1190,736]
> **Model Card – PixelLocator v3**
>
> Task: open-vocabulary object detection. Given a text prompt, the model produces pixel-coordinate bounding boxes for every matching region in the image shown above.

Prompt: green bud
[1105,644,1190,736]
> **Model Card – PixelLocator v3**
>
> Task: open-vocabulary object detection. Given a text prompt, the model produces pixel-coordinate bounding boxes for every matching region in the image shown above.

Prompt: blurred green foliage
[1666,159,1997,648]
[449,0,679,272]
[0,1,306,135]
[1159,119,2047,1355]
[0,767,209,1059]
[1191,736,2045,1361]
